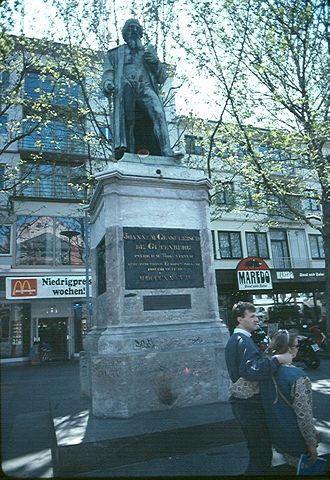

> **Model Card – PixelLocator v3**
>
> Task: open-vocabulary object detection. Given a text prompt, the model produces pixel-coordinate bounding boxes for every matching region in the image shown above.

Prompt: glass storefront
[0,300,88,361]
[16,216,86,266]
[0,303,31,358]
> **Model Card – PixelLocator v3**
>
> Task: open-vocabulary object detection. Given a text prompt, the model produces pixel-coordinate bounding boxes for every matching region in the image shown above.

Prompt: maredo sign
[236,257,273,291]
[6,275,92,300]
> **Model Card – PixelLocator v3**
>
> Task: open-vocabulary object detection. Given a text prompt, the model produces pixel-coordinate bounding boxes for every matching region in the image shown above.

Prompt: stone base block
[51,395,241,476]
[91,341,230,418]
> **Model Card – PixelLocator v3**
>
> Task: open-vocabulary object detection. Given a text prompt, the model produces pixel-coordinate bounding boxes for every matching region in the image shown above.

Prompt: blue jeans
[232,396,272,475]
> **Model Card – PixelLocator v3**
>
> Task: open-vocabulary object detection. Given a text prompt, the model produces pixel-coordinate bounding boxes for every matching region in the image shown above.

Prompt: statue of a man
[103,19,174,160]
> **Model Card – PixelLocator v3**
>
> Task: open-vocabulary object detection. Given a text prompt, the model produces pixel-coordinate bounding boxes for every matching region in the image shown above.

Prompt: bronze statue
[103,19,173,160]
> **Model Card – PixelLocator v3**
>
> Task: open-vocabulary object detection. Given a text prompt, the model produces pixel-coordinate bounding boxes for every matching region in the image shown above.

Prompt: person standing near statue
[225,301,293,475]
[260,330,319,470]
[103,18,173,160]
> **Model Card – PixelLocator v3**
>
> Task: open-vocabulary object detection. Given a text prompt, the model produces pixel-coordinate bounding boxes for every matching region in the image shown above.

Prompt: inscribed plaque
[143,294,192,311]
[123,227,204,289]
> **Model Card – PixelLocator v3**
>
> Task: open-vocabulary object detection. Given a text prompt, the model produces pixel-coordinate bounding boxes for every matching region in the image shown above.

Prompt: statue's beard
[127,36,142,50]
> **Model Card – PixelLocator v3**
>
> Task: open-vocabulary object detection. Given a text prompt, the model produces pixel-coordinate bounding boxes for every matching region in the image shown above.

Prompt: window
[267,195,298,220]
[25,72,82,107]
[258,144,295,174]
[246,232,269,258]
[20,119,85,154]
[244,186,263,209]
[0,165,5,189]
[22,73,85,155]
[16,216,85,266]
[303,197,321,212]
[211,230,217,259]
[0,307,10,341]
[0,115,7,135]
[270,229,290,268]
[184,135,204,155]
[55,217,86,266]
[245,189,257,207]
[218,231,242,259]
[99,125,112,142]
[309,235,325,259]
[0,225,11,254]
[214,182,235,206]
[258,144,269,155]
[18,163,86,200]
[96,237,106,295]
[0,71,10,89]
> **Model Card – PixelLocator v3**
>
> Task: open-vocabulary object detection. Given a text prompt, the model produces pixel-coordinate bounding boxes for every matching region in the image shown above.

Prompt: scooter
[309,324,328,352]
[294,335,320,369]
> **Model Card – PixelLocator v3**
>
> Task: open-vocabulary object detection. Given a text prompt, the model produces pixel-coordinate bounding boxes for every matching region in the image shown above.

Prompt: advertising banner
[236,257,273,291]
[273,269,325,283]
[6,275,92,299]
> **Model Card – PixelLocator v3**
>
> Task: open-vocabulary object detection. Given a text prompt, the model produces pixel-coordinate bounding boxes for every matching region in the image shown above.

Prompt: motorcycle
[308,324,328,352]
[293,335,320,369]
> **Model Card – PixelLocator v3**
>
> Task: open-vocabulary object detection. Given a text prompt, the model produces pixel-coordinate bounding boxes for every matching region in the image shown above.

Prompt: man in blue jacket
[225,301,292,475]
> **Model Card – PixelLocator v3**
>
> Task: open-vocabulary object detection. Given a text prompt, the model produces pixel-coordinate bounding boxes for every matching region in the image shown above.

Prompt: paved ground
[1,357,330,478]
[1,361,78,478]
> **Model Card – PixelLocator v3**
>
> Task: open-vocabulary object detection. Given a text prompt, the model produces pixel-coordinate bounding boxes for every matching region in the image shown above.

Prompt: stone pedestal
[83,153,230,418]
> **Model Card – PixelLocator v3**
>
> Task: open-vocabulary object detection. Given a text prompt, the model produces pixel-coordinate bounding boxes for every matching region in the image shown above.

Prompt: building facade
[0,38,326,363]
[180,128,325,325]
[0,39,103,362]
[212,218,325,323]
[0,36,179,363]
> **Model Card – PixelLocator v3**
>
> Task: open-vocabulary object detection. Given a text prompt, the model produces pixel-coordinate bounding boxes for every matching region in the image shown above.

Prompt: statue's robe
[102,44,168,158]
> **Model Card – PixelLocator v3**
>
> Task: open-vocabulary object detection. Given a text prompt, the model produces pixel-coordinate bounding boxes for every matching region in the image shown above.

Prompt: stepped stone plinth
[81,153,230,418]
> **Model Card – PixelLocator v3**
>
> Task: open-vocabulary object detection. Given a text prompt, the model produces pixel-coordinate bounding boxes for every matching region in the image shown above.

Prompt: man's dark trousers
[231,395,272,475]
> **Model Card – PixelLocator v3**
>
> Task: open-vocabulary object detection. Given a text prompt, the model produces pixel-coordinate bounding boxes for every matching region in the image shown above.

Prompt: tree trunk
[323,198,330,337]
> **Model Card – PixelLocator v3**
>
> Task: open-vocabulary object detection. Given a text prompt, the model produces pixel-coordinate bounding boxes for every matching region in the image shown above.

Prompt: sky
[4,0,221,120]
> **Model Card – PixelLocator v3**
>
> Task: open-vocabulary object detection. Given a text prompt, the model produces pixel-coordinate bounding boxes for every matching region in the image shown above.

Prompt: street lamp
[83,206,92,330]
[60,230,80,264]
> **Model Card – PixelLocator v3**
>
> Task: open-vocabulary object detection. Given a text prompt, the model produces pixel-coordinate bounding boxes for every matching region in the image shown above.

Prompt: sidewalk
[1,360,329,478]
[1,361,79,478]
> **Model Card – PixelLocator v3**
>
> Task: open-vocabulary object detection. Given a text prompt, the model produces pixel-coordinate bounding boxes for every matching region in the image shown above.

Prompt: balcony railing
[19,136,86,155]
[271,257,314,269]
[16,183,86,201]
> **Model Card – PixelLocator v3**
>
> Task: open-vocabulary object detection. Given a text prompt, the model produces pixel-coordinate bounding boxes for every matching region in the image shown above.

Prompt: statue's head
[122,19,143,43]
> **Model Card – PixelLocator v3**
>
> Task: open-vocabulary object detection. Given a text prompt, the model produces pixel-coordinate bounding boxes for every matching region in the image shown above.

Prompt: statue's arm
[102,51,115,96]
[143,44,167,86]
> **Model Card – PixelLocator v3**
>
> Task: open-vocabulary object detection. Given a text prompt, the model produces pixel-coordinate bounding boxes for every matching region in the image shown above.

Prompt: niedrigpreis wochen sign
[123,227,204,289]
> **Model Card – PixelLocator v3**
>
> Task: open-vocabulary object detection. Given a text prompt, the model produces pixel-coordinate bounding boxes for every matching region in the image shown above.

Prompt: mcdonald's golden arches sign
[6,275,92,299]
[11,278,37,297]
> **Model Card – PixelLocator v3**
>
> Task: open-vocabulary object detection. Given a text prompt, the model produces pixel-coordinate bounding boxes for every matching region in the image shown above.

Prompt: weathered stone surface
[91,341,229,418]
[81,154,230,417]
[97,321,226,354]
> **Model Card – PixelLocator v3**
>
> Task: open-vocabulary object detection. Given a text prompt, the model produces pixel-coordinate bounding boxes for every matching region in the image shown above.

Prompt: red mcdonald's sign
[11,278,37,297]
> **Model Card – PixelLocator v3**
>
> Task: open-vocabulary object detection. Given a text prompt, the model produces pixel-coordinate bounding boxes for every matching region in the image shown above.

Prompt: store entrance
[38,318,68,360]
